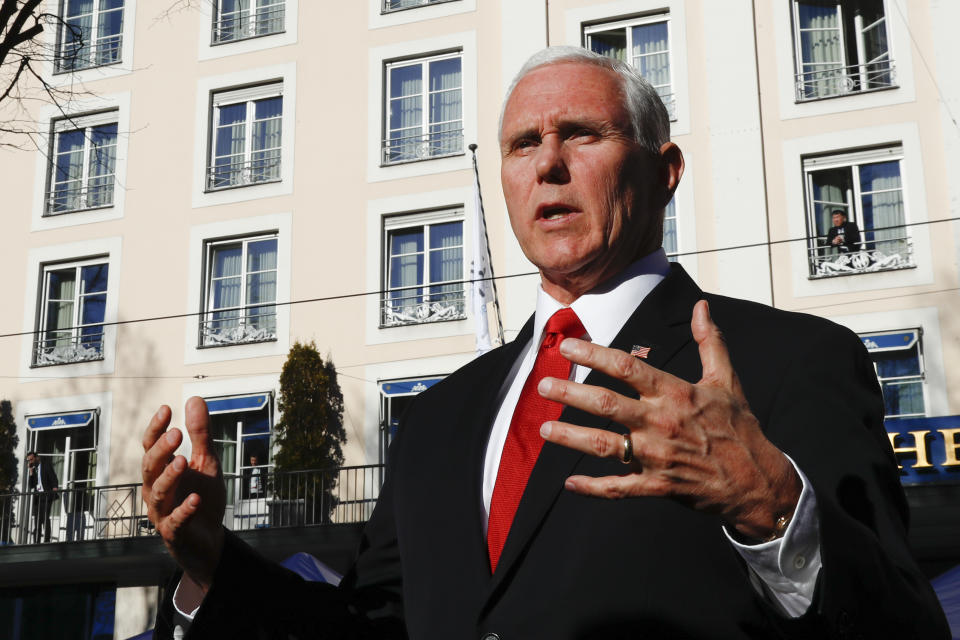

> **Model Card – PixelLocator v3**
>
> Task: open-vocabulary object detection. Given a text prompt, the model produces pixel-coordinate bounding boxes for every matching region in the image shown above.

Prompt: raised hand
[538,300,802,542]
[142,396,226,592]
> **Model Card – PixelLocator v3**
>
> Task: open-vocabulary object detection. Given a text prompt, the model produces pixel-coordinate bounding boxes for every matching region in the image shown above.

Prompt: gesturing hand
[538,300,801,542]
[142,396,226,592]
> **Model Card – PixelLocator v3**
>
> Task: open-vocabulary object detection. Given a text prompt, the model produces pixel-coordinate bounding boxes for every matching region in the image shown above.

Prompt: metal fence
[32,328,105,367]
[56,35,122,72]
[46,181,115,214]
[381,128,463,165]
[795,60,896,102]
[381,0,458,13]
[0,465,384,547]
[206,155,282,191]
[212,2,286,43]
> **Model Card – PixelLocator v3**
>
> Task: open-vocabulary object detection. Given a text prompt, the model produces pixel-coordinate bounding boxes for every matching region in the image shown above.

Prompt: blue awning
[379,377,444,396]
[27,411,95,430]
[861,330,918,352]
[206,393,271,415]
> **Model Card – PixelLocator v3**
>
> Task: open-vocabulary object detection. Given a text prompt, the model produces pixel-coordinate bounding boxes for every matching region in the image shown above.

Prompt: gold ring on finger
[621,433,633,465]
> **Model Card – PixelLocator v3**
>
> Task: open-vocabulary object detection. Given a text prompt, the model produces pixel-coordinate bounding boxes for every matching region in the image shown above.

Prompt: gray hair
[498,46,670,154]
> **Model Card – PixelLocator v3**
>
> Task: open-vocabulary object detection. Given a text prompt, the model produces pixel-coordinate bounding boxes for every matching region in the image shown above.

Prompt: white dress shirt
[480,249,821,617]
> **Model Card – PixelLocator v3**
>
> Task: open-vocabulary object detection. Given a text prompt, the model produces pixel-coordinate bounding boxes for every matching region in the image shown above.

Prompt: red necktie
[487,307,585,573]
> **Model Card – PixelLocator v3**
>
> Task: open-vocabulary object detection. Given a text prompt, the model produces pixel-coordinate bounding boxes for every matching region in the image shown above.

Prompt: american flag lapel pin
[630,344,651,359]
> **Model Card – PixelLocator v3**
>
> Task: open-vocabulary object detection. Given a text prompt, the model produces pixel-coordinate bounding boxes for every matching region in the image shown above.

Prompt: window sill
[794,84,899,105]
[210,30,286,46]
[380,0,459,15]
[53,60,124,76]
[379,151,464,168]
[197,337,278,349]
[43,204,114,217]
[31,355,105,369]
[203,177,282,194]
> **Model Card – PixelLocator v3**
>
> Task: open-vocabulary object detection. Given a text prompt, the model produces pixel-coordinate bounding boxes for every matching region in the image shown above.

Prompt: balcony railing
[380,287,466,327]
[0,465,384,547]
[45,181,115,214]
[212,3,285,43]
[200,307,277,346]
[206,155,281,191]
[382,0,459,13]
[659,92,677,121]
[808,234,914,279]
[381,128,463,165]
[56,35,122,72]
[32,328,105,367]
[795,60,897,102]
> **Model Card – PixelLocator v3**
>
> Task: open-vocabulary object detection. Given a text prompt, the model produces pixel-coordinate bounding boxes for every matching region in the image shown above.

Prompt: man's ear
[657,142,684,208]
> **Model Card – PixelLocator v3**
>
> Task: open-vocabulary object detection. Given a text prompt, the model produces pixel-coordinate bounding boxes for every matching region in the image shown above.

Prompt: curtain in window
[53,129,86,212]
[796,1,843,97]
[62,0,94,69]
[859,161,904,256]
[214,103,247,187]
[219,0,250,40]
[87,123,118,208]
[428,222,462,310]
[246,239,277,333]
[252,97,282,182]
[428,58,462,155]
[809,168,851,240]
[46,270,77,349]
[255,0,284,35]
[588,28,627,62]
[211,245,243,334]
[96,0,124,65]
[631,22,670,99]
[389,229,424,313]
[79,264,108,351]
[389,65,424,162]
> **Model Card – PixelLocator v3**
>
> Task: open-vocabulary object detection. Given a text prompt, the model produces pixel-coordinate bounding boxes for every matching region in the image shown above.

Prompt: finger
[183,397,218,475]
[142,426,183,488]
[691,300,736,389]
[564,472,670,500]
[540,421,630,461]
[148,455,187,518]
[538,376,647,426]
[142,405,172,453]
[157,493,202,543]
[558,338,676,396]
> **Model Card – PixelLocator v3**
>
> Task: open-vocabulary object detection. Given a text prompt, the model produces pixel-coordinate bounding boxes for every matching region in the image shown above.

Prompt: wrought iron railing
[795,60,896,102]
[45,181,115,214]
[199,307,277,346]
[206,155,281,191]
[56,35,123,72]
[808,234,914,278]
[212,3,285,43]
[381,128,463,165]
[0,465,385,548]
[32,328,105,367]
[380,287,466,327]
[381,0,459,13]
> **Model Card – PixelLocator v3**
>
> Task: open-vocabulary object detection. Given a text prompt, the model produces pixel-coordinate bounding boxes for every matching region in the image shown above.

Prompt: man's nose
[535,135,570,184]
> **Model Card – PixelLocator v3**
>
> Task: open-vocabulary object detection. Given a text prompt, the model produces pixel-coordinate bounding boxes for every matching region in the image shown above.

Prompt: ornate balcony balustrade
[45,181,115,215]
[56,35,122,72]
[381,128,463,165]
[200,307,277,347]
[380,287,466,327]
[795,60,896,102]
[206,155,281,191]
[212,3,285,43]
[32,328,105,367]
[808,234,914,279]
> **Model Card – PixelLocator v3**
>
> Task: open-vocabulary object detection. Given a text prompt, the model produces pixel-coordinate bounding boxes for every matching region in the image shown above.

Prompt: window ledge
[211,30,286,47]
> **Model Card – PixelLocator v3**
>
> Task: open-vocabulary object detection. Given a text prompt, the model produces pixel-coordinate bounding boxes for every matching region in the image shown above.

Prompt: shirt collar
[532,249,671,347]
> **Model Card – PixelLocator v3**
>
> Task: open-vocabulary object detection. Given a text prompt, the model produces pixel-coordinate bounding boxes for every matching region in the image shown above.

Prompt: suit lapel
[480,265,704,611]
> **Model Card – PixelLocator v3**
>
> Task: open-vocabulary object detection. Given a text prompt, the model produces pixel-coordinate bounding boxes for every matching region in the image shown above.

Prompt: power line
[2,215,958,341]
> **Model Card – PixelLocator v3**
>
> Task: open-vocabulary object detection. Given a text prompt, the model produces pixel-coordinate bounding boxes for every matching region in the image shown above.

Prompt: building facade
[1,1,958,637]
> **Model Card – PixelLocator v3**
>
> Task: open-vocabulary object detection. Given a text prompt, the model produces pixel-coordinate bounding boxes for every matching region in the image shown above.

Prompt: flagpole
[469,143,505,346]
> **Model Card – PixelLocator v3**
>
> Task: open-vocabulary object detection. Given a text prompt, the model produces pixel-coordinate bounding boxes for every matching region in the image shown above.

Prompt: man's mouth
[538,204,578,221]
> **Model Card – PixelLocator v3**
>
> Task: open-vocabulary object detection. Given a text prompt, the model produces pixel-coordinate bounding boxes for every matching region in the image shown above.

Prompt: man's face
[27,454,36,468]
[499,62,678,302]
[832,213,845,227]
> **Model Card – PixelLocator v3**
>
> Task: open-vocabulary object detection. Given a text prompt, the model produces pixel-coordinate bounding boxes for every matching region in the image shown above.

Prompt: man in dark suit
[142,47,948,638]
[825,209,862,253]
[26,450,59,543]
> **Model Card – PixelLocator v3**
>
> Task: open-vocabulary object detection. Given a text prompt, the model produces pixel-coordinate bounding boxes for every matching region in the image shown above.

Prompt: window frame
[382,50,464,166]
[861,328,926,420]
[802,144,914,278]
[33,257,110,368]
[54,0,125,73]
[790,0,896,102]
[44,110,119,216]
[206,82,284,192]
[583,12,675,121]
[199,232,279,348]
[211,0,286,45]
[381,208,466,328]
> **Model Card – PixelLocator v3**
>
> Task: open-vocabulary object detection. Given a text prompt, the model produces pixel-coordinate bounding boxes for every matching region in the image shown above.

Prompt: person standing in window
[26,451,59,543]
[243,455,264,499]
[825,209,862,253]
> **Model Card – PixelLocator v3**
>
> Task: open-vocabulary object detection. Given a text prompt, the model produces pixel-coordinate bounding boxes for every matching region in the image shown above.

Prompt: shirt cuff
[723,454,822,618]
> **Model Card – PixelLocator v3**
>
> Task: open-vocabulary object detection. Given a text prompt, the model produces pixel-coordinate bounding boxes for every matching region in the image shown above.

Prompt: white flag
[470,168,494,354]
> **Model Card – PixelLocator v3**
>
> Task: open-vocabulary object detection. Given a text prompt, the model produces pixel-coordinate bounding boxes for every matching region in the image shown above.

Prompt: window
[792,0,894,101]
[804,146,912,277]
[383,52,463,165]
[662,197,678,260]
[46,111,118,215]
[381,0,457,13]
[861,329,925,419]
[34,260,108,367]
[584,14,675,120]
[207,83,283,190]
[56,0,124,72]
[201,234,278,346]
[382,210,465,327]
[212,0,285,44]
[379,377,443,461]
[207,394,272,508]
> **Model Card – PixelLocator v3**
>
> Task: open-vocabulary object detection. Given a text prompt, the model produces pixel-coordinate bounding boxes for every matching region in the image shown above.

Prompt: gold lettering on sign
[939,429,960,467]
[887,430,933,469]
